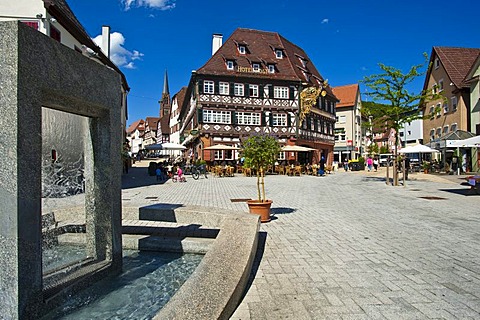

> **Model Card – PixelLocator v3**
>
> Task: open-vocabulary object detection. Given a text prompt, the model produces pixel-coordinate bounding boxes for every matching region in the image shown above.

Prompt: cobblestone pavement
[123,164,480,319]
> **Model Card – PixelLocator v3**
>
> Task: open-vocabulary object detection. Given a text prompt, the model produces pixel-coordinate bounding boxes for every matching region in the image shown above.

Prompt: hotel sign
[236,66,269,74]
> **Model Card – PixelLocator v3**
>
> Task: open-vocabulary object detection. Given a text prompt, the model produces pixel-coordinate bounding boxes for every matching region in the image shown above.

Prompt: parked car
[379,153,393,167]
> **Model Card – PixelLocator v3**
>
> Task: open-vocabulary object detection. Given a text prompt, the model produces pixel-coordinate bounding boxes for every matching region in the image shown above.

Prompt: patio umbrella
[399,144,439,153]
[450,135,480,148]
[204,144,240,150]
[144,143,163,150]
[281,145,316,152]
[159,142,186,150]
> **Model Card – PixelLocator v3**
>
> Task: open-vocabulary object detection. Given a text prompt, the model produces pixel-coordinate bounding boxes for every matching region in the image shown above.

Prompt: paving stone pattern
[122,167,480,319]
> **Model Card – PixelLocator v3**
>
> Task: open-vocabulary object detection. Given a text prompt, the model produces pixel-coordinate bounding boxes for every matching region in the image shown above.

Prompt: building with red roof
[179,28,337,164]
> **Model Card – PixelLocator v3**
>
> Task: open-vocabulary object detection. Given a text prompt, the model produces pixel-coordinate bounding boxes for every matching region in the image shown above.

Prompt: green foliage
[379,145,390,154]
[367,143,379,155]
[357,156,365,165]
[242,133,281,201]
[195,159,207,166]
[361,54,444,185]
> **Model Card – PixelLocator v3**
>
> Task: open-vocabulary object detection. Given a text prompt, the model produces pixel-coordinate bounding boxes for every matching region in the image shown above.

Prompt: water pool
[41,250,203,319]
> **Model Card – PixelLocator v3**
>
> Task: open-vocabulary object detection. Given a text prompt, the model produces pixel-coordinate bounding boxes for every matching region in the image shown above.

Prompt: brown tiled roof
[196,28,334,96]
[126,119,145,134]
[434,47,480,88]
[174,87,188,111]
[145,117,160,129]
[159,116,170,135]
[332,84,359,108]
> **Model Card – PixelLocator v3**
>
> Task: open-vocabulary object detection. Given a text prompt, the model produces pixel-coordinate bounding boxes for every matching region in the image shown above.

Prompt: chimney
[212,33,223,56]
[101,25,110,58]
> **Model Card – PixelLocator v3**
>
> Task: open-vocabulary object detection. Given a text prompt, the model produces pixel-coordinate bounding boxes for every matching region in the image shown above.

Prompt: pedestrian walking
[366,156,373,172]
[373,157,379,172]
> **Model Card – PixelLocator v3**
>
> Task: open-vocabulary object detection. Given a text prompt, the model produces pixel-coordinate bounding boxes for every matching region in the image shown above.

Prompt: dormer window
[268,64,275,73]
[299,57,307,68]
[226,60,234,70]
[252,63,260,72]
[238,45,246,54]
[275,49,283,59]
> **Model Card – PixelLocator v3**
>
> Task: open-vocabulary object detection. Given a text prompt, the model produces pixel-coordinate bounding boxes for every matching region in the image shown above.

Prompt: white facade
[169,95,181,145]
[400,119,423,147]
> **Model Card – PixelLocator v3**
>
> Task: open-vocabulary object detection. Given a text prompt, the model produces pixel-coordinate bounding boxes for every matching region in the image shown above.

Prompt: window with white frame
[451,123,457,132]
[203,80,214,94]
[249,84,259,97]
[436,127,442,137]
[226,60,234,70]
[298,57,307,68]
[451,96,457,110]
[219,82,229,95]
[443,101,449,114]
[235,112,261,125]
[340,134,346,141]
[432,83,438,94]
[442,125,449,135]
[436,103,441,117]
[430,129,435,140]
[429,105,434,115]
[439,79,444,91]
[272,113,287,126]
[275,49,283,59]
[252,63,260,72]
[268,64,275,73]
[277,152,286,160]
[434,58,440,69]
[234,83,244,96]
[274,86,289,99]
[203,110,231,124]
[238,45,246,54]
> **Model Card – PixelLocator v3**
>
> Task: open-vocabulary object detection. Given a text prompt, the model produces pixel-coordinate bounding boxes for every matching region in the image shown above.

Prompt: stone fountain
[0,21,123,319]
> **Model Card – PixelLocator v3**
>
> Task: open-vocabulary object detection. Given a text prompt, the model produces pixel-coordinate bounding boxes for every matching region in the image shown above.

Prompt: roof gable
[126,119,144,134]
[432,47,480,88]
[332,84,359,108]
[196,28,329,90]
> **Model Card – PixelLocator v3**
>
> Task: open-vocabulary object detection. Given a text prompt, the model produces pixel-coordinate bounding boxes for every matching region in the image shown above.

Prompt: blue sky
[69,0,480,126]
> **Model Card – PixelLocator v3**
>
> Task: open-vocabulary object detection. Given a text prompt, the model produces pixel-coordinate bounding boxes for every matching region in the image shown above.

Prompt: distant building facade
[332,84,363,161]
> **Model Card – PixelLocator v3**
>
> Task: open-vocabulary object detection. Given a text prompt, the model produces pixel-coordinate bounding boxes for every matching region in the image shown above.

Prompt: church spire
[159,69,171,118]
[163,69,169,96]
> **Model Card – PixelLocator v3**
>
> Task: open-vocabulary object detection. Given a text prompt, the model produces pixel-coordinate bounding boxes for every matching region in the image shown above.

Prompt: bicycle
[191,165,208,180]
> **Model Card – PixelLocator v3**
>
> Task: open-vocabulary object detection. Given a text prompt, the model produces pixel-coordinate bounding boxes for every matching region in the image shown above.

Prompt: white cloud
[321,18,329,24]
[121,0,176,11]
[93,32,144,69]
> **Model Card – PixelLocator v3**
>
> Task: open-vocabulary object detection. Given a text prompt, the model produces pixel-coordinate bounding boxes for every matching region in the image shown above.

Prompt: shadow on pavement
[439,188,480,196]
[122,167,168,189]
[270,207,296,215]
[241,231,267,301]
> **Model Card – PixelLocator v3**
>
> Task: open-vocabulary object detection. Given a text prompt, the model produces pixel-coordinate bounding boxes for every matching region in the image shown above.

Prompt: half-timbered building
[179,28,337,165]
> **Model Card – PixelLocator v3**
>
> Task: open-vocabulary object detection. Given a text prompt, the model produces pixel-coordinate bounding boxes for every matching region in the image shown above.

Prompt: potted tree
[422,161,430,174]
[242,133,281,222]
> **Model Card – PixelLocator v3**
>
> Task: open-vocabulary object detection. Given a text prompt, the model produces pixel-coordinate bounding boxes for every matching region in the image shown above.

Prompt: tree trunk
[256,170,261,201]
[393,132,399,186]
